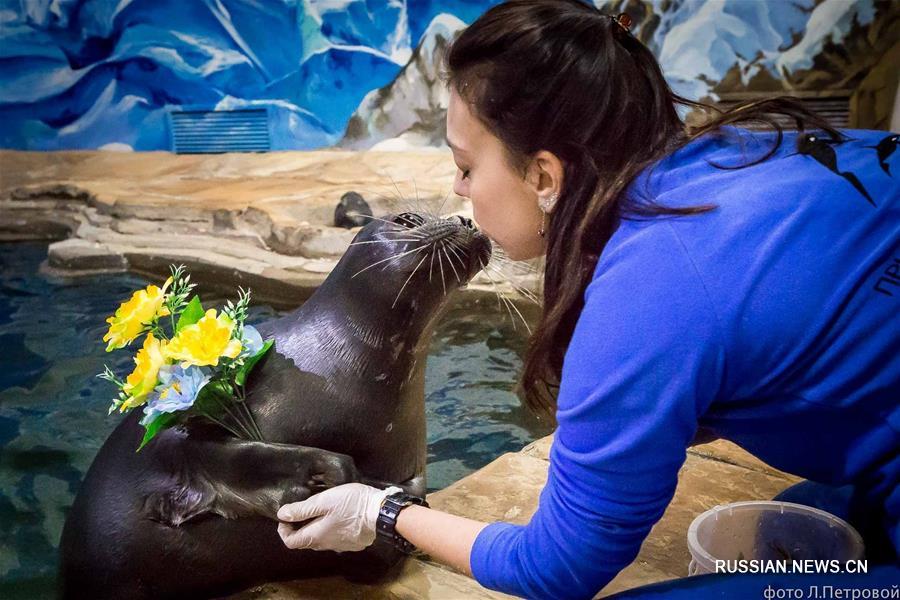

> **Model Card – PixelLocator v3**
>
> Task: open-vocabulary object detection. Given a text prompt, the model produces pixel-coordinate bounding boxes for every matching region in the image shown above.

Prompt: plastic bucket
[687,501,865,575]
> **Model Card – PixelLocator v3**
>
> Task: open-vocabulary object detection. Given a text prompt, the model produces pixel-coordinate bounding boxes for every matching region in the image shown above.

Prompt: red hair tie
[613,13,633,34]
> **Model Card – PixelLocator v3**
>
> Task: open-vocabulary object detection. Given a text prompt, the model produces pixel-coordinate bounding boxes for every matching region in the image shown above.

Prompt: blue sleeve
[469,222,727,599]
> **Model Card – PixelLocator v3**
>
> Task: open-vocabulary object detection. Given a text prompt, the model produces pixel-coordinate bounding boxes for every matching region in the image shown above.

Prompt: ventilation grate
[169,108,271,154]
[715,94,851,130]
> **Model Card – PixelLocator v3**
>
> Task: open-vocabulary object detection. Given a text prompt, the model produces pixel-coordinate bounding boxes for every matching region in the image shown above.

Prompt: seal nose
[454,215,476,230]
[448,215,490,276]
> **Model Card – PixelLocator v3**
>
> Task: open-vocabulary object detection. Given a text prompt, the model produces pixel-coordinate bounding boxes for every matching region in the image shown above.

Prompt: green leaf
[175,295,204,333]
[235,339,274,387]
[192,380,231,416]
[137,412,178,452]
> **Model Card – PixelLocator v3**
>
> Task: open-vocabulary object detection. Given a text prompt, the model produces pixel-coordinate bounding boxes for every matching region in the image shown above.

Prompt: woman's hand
[277,483,401,552]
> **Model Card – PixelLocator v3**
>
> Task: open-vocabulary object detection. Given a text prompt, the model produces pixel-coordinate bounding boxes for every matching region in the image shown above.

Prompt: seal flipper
[144,424,360,527]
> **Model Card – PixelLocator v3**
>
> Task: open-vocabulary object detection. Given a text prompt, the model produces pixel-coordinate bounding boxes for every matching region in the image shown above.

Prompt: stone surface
[232,559,514,600]
[428,452,549,525]
[0,149,539,306]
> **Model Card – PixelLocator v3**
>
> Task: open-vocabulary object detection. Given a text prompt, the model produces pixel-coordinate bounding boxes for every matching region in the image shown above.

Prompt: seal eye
[395,212,427,228]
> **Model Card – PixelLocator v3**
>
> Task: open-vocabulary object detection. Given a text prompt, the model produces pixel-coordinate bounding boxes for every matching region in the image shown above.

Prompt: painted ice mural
[637,0,878,102]
[0,0,888,152]
[0,0,502,151]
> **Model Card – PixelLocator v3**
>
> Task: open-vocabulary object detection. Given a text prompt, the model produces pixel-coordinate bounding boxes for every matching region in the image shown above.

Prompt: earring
[538,192,558,238]
[539,192,559,213]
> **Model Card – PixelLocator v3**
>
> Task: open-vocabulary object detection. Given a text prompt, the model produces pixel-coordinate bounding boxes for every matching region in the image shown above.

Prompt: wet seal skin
[59,211,491,600]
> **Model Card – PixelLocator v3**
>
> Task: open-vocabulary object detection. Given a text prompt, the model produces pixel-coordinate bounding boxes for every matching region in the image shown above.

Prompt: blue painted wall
[0,0,882,152]
[0,0,501,151]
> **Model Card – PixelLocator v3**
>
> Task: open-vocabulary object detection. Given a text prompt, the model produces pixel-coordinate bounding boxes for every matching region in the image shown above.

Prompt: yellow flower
[103,278,173,351]
[120,333,168,411]
[164,309,242,368]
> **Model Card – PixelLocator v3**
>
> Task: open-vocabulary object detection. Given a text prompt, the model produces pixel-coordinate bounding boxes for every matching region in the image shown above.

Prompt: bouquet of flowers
[98,265,273,451]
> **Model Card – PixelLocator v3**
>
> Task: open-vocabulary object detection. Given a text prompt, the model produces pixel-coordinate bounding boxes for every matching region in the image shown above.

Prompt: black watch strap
[376,491,428,554]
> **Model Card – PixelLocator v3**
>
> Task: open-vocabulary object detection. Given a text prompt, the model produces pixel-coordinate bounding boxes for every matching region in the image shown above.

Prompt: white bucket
[687,501,865,575]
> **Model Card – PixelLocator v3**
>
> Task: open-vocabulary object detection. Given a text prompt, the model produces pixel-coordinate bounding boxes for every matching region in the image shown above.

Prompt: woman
[276,0,899,597]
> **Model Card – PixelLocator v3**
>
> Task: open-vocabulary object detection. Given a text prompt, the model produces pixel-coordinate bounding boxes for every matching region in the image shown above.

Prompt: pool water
[0,241,552,597]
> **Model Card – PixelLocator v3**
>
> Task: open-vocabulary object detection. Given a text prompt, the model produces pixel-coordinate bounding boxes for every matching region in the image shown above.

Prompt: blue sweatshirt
[470,128,900,599]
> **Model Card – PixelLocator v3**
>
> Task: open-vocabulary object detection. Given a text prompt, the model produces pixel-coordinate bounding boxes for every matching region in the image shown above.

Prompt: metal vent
[715,93,852,130]
[169,108,271,153]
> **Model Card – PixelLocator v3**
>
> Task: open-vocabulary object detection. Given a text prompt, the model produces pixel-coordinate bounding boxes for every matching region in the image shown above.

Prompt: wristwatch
[376,491,429,554]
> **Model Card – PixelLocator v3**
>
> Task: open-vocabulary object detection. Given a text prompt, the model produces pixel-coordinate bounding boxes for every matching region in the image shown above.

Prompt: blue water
[0,241,551,597]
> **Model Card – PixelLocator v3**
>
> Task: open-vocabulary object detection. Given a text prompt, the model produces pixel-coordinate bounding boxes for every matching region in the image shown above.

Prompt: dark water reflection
[0,242,552,597]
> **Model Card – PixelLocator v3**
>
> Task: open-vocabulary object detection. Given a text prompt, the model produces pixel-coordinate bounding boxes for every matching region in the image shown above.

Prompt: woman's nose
[453,173,469,199]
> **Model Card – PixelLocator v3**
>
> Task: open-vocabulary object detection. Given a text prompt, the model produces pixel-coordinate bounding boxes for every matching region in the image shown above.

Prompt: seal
[334,190,373,228]
[58,211,492,599]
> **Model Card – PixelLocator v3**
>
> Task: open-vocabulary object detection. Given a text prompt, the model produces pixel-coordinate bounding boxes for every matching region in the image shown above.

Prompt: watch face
[387,492,427,508]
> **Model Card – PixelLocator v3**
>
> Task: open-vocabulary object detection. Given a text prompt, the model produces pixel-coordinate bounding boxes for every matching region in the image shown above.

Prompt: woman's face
[447,87,559,261]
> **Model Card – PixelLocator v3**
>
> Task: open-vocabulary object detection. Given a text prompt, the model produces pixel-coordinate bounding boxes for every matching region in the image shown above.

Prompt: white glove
[277,483,403,552]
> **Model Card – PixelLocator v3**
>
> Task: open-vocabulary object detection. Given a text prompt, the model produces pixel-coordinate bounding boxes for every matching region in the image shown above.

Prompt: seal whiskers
[351,243,428,278]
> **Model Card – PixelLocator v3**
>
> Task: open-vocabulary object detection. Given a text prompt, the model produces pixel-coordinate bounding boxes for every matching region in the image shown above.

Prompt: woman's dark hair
[443,0,841,420]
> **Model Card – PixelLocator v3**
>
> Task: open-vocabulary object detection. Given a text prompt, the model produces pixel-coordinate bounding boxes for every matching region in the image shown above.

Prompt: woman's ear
[527,150,565,213]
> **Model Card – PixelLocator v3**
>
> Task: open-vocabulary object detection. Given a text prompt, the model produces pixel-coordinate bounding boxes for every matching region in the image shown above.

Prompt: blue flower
[239,324,264,357]
[140,364,211,426]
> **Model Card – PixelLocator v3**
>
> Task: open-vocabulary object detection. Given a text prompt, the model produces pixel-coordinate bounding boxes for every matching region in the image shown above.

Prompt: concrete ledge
[1,149,540,309]
[232,558,514,600]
